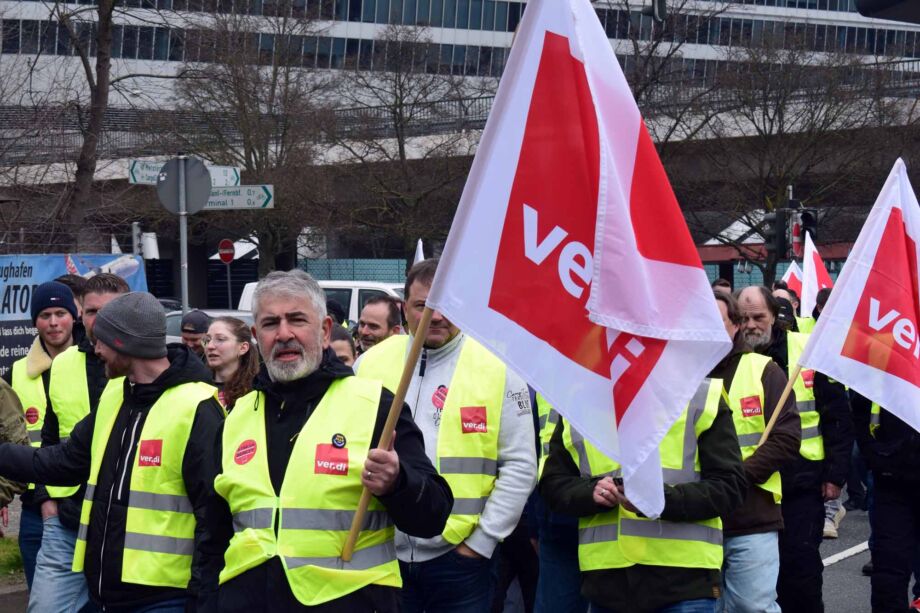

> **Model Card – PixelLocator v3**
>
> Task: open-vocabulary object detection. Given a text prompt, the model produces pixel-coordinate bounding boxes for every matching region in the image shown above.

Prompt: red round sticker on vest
[234,440,257,465]
[24,407,39,425]
[432,385,448,410]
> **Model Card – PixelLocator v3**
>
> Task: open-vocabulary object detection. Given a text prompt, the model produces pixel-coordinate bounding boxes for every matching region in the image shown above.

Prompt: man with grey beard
[736,286,852,613]
[198,270,452,612]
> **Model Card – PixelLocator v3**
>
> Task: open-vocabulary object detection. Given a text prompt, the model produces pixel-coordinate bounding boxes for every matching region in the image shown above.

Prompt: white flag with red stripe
[801,233,834,318]
[782,261,804,299]
[426,0,731,517]
[800,159,920,433]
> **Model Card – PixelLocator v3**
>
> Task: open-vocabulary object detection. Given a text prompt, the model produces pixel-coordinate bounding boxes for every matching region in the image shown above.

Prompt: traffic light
[763,209,789,259]
[641,0,667,23]
[800,208,818,241]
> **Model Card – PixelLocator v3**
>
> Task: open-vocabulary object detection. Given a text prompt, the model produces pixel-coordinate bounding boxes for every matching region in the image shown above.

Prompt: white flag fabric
[426,0,731,516]
[414,239,425,265]
[800,233,834,318]
[800,159,920,433]
[111,235,123,255]
[782,261,803,299]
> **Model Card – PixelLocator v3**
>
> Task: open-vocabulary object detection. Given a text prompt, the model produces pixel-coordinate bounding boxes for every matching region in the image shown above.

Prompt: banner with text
[0,254,147,377]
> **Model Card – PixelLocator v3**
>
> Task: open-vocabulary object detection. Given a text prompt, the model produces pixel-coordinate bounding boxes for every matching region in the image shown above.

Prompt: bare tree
[168,4,333,274]
[682,33,904,282]
[323,24,494,259]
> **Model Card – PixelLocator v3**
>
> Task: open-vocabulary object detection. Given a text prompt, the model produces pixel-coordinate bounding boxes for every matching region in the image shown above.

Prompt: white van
[238,279,403,323]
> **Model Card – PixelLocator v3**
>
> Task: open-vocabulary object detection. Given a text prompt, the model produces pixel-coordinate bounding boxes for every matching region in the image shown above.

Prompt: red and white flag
[801,232,834,318]
[426,0,731,516]
[800,159,920,433]
[782,261,804,299]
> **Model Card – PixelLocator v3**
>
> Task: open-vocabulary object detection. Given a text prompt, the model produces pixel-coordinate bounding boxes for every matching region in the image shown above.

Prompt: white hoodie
[356,332,537,562]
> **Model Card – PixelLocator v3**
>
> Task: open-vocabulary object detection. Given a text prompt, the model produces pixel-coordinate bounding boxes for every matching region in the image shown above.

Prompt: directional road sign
[204,185,274,210]
[209,166,241,187]
[130,159,241,187]
[128,160,163,185]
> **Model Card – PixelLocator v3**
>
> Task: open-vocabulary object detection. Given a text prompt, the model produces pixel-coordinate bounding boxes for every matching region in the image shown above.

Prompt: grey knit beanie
[93,292,167,359]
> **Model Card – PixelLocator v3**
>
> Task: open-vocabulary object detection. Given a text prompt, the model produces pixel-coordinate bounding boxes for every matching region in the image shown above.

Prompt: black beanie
[93,292,167,359]
[31,281,79,324]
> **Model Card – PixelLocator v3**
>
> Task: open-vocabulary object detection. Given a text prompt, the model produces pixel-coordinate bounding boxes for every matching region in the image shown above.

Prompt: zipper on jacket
[409,348,428,564]
[99,407,138,601]
[117,413,143,501]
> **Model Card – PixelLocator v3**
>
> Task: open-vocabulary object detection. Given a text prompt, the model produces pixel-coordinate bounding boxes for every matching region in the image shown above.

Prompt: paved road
[822,505,873,612]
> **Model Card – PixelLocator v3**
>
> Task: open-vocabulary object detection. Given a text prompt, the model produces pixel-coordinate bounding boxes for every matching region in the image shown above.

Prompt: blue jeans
[592,599,716,613]
[534,521,587,613]
[18,505,43,590]
[400,548,500,613]
[27,515,93,613]
[126,598,186,613]
[716,532,781,613]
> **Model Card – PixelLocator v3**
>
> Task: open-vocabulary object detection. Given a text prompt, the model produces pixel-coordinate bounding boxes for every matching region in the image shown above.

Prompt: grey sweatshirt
[355,332,537,562]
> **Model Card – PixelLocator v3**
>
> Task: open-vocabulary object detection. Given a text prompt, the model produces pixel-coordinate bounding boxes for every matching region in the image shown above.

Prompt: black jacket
[757,326,853,492]
[0,345,224,610]
[853,393,920,482]
[539,395,746,612]
[198,348,453,612]
[42,330,108,530]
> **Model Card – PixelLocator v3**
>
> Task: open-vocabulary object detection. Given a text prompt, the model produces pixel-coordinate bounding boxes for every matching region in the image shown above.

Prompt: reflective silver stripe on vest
[578,523,618,545]
[285,540,396,571]
[569,429,592,478]
[870,412,880,427]
[282,508,392,532]
[129,491,194,515]
[670,381,711,485]
[620,517,722,546]
[451,496,489,515]
[802,426,822,440]
[76,484,96,541]
[439,457,498,476]
[541,442,550,457]
[797,400,816,413]
[77,522,89,541]
[28,430,42,444]
[124,532,195,556]
[84,484,96,499]
[233,508,274,532]
[538,414,548,430]
[737,433,763,447]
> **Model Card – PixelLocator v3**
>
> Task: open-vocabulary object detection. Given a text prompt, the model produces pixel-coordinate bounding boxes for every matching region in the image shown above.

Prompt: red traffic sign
[218,239,235,264]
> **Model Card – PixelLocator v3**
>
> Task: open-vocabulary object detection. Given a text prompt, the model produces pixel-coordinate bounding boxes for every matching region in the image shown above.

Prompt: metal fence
[302,258,407,282]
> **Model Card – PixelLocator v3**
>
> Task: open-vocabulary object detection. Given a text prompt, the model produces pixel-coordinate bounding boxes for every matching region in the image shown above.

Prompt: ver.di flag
[782,261,804,299]
[426,0,731,516]
[800,232,834,319]
[800,159,920,433]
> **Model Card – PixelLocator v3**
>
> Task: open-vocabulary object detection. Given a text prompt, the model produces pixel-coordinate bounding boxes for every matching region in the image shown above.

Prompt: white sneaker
[823,518,838,539]
[833,505,847,527]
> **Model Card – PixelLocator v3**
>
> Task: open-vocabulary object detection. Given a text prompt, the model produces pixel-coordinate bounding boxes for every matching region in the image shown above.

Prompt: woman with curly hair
[204,316,259,411]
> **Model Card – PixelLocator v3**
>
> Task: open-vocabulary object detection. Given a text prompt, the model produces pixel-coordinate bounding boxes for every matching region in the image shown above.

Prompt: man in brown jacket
[0,379,30,534]
[711,291,801,613]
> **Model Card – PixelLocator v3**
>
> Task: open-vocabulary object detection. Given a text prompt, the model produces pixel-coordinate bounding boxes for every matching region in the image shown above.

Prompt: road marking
[823,541,869,566]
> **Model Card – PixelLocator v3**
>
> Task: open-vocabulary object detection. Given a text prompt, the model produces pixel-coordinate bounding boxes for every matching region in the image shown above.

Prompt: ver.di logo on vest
[460,406,487,433]
[138,439,163,467]
[740,396,763,418]
[315,443,349,475]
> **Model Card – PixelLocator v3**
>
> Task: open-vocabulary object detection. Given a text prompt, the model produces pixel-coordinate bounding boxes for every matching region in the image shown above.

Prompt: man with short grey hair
[198,270,452,612]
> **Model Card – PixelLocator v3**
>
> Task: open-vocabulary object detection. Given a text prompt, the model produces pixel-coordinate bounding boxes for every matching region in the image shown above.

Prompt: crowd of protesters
[0,264,915,612]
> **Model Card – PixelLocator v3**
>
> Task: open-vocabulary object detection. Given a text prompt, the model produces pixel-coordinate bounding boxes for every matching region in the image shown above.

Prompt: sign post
[156,155,212,314]
[218,239,235,309]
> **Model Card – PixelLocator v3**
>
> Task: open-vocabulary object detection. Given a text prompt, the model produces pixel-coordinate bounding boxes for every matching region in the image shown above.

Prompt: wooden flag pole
[341,306,434,561]
[757,363,801,446]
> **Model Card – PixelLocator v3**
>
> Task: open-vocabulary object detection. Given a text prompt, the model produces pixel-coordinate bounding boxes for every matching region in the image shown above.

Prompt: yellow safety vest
[215,378,400,606]
[357,334,506,545]
[567,379,725,572]
[536,394,558,478]
[10,358,45,449]
[73,380,216,588]
[796,317,816,333]
[725,353,782,503]
[47,346,92,498]
[787,332,824,461]
[870,402,881,438]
